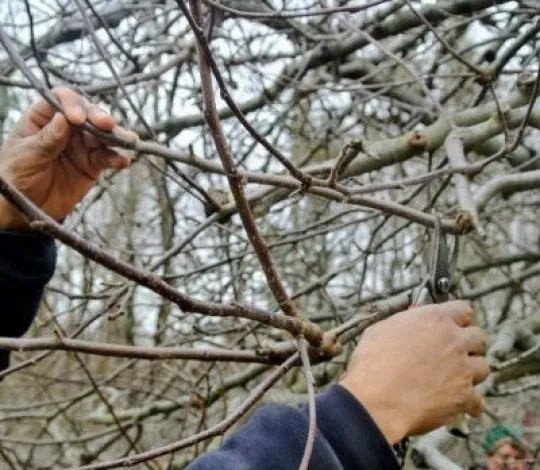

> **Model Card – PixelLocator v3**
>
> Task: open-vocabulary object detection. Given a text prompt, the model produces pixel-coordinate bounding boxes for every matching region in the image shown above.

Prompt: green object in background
[483,425,524,453]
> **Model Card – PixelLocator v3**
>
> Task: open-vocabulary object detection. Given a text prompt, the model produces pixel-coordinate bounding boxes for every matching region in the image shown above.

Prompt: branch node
[320,332,342,358]
[453,210,474,234]
[409,131,427,150]
[474,67,494,86]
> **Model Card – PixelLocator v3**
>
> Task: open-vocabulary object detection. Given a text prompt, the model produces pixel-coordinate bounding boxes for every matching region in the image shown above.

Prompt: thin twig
[401,0,484,75]
[327,139,363,187]
[298,337,317,470]
[181,0,323,341]
[175,1,316,187]
[444,130,485,236]
[0,173,324,344]
[202,0,391,19]
[0,336,287,364]
[67,352,300,470]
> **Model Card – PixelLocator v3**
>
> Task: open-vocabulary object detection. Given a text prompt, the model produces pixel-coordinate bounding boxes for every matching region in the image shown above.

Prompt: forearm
[186,385,399,470]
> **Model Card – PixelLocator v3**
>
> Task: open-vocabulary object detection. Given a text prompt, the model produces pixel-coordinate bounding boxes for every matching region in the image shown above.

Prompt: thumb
[33,112,71,157]
[465,393,486,418]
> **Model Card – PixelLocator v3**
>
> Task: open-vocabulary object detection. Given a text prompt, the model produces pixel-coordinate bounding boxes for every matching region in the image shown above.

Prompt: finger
[82,131,105,151]
[460,326,487,355]
[69,130,131,174]
[439,300,474,327]
[86,109,138,147]
[89,149,132,171]
[29,87,88,126]
[32,112,72,157]
[16,88,87,138]
[54,87,87,126]
[87,104,116,132]
[465,393,486,418]
[82,131,134,163]
[82,126,137,150]
[112,125,139,144]
[12,97,57,138]
[468,355,490,385]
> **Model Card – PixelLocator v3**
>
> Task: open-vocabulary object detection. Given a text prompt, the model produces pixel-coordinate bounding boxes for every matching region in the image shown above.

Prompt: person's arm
[0,90,491,469]
[0,87,133,372]
[186,384,399,470]
[187,301,490,470]
[0,231,57,370]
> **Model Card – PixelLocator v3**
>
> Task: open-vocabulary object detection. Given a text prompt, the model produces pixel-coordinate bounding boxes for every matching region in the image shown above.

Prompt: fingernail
[77,105,87,122]
[112,155,131,169]
[114,127,139,143]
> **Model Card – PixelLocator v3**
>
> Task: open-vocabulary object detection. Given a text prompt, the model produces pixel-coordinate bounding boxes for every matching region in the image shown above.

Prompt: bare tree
[0,0,540,468]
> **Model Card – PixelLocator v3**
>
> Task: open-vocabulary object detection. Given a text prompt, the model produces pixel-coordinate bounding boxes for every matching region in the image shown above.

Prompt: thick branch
[475,169,540,211]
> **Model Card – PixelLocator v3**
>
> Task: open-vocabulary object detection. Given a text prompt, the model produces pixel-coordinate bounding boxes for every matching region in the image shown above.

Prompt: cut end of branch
[320,332,342,358]
[409,131,427,150]
[453,210,474,234]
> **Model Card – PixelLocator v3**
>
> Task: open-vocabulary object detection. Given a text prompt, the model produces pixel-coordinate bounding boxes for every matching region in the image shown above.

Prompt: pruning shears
[394,217,464,467]
[411,215,458,307]
[411,216,469,438]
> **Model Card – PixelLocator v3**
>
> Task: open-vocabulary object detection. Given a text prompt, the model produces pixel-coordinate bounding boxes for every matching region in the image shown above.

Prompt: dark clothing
[0,230,56,370]
[186,384,399,470]
[1,230,399,470]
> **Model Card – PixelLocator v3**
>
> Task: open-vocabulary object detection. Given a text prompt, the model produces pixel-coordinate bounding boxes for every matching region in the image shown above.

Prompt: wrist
[340,376,409,445]
[0,196,28,230]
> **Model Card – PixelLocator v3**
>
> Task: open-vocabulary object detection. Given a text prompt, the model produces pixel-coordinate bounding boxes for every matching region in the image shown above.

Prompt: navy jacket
[0,230,57,370]
[0,230,399,470]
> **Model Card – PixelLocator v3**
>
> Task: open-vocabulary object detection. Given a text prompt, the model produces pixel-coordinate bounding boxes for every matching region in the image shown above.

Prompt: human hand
[340,300,489,445]
[0,87,135,230]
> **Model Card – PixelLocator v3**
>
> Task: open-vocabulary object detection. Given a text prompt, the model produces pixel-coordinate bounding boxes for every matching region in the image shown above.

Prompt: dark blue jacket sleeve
[0,231,399,469]
[0,230,57,370]
[186,384,399,470]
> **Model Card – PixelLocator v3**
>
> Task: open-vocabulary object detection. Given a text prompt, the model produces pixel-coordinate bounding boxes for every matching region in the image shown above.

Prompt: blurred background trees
[0,0,539,468]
